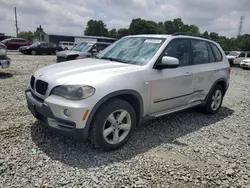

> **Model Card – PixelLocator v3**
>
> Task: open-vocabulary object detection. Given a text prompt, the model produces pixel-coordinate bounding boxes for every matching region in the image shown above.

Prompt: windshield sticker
[144,39,162,44]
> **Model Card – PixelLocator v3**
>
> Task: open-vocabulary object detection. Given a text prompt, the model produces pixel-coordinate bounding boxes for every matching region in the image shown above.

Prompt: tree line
[18,18,250,51]
[84,18,250,51]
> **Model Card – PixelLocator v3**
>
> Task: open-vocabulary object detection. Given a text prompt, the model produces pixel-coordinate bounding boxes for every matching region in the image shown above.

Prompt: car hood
[33,58,141,86]
[56,50,90,58]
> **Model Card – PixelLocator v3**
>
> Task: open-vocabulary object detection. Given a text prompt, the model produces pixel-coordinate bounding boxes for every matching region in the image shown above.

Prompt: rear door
[188,39,224,103]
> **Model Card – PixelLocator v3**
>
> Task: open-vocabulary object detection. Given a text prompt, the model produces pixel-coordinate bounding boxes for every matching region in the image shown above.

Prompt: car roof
[126,34,172,39]
[124,34,217,44]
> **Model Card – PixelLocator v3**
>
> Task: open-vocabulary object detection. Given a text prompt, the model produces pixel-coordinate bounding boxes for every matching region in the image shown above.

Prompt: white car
[26,33,230,151]
[58,41,76,50]
[240,58,250,69]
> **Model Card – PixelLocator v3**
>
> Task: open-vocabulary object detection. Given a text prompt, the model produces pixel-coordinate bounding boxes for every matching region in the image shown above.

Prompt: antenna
[238,16,244,37]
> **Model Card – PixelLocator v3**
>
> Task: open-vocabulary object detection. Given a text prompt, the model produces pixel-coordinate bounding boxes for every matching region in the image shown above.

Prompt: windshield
[71,42,94,51]
[96,37,166,65]
[30,42,40,47]
[228,51,240,56]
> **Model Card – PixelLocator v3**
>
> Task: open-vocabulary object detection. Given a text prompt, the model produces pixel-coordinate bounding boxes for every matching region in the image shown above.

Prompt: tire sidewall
[91,99,136,151]
[206,85,224,114]
[31,50,36,55]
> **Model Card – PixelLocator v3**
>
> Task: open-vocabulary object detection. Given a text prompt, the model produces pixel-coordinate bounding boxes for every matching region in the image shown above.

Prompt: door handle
[184,72,193,76]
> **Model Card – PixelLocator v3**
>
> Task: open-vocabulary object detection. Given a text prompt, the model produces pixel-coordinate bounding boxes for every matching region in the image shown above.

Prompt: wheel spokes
[113,130,120,144]
[103,126,114,137]
[119,123,131,131]
[117,110,128,123]
[107,113,116,125]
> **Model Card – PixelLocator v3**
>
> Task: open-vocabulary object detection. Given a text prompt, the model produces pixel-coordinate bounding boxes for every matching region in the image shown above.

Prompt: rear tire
[89,99,136,151]
[199,85,224,114]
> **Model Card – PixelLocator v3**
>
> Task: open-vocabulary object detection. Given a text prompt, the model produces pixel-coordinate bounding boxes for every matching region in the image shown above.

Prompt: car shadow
[30,106,234,169]
[0,72,13,79]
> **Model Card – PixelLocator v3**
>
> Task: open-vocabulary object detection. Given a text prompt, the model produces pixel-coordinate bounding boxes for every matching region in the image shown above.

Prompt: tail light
[229,67,232,74]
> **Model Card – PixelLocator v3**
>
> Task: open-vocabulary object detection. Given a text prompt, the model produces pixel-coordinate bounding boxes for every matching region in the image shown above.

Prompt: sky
[0,0,249,38]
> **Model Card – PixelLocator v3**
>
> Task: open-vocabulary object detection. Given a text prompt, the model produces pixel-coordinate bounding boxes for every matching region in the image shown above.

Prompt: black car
[18,41,63,55]
[0,43,11,69]
[56,41,114,63]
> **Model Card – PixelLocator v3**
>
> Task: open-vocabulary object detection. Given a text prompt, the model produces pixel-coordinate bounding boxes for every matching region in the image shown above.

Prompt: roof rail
[172,32,213,40]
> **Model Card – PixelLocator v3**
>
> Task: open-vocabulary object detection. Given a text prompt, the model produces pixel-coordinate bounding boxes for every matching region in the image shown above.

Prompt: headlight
[51,85,95,100]
[0,48,7,56]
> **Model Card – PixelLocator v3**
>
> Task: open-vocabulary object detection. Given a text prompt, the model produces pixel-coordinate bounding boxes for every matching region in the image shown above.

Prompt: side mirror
[156,56,179,69]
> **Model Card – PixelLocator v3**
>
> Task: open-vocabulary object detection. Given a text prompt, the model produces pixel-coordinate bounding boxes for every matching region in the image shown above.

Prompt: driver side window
[163,38,191,67]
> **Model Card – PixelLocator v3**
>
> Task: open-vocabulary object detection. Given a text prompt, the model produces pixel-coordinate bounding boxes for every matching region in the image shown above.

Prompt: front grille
[30,76,35,89]
[31,92,44,102]
[35,80,48,95]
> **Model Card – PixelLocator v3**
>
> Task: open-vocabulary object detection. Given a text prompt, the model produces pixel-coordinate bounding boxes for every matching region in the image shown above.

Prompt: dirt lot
[0,52,250,188]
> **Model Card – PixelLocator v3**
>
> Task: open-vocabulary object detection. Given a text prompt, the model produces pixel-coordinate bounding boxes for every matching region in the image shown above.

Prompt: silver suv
[25,33,230,151]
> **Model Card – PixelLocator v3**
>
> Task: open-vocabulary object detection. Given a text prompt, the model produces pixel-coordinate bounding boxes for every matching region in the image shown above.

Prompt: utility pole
[238,16,244,37]
[14,7,18,38]
[39,25,42,41]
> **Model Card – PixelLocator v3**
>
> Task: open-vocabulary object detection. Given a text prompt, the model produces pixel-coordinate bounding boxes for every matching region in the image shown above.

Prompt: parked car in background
[19,41,63,55]
[26,33,230,151]
[56,41,113,63]
[226,51,241,66]
[233,51,250,66]
[0,38,31,50]
[58,41,76,50]
[0,43,11,69]
[240,58,250,69]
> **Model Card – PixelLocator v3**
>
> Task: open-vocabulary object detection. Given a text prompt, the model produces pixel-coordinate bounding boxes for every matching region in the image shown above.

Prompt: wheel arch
[83,90,144,139]
[205,78,228,103]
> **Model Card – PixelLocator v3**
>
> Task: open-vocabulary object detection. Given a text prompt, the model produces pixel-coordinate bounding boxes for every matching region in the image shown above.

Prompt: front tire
[200,85,224,114]
[31,50,36,55]
[90,99,136,151]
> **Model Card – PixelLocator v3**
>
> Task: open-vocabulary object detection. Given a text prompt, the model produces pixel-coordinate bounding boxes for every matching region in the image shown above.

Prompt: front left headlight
[51,85,95,100]
[0,48,7,56]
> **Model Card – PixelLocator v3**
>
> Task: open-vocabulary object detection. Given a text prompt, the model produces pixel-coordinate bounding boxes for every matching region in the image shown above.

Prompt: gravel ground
[0,52,250,188]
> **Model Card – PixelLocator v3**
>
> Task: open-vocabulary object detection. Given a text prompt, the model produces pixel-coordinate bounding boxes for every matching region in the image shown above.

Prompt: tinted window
[239,52,246,57]
[48,43,55,47]
[96,44,110,51]
[40,43,48,47]
[209,43,223,62]
[206,43,215,62]
[163,38,191,66]
[247,53,250,58]
[16,39,26,42]
[191,39,209,65]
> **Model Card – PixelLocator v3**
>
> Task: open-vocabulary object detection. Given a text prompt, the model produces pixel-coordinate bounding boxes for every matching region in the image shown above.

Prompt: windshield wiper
[100,57,128,64]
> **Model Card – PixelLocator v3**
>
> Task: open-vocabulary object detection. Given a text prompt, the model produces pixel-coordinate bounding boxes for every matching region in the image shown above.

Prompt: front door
[149,38,194,114]
[234,52,246,65]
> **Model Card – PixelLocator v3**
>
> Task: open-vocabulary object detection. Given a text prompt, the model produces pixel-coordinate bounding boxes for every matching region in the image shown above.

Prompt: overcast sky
[0,0,249,38]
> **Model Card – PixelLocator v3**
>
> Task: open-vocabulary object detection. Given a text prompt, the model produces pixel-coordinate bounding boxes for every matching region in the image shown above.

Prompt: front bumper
[56,56,67,63]
[240,63,250,69]
[0,56,11,69]
[25,90,91,139]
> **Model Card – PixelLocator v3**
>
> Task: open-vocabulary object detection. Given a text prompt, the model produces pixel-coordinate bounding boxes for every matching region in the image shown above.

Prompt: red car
[0,38,31,50]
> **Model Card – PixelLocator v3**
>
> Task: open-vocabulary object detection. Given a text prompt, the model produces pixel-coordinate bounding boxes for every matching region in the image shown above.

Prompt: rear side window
[209,43,223,62]
[247,53,250,58]
[239,52,246,57]
[191,39,209,65]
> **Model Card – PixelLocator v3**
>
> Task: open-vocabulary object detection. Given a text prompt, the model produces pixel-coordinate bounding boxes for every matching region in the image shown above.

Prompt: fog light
[64,109,71,117]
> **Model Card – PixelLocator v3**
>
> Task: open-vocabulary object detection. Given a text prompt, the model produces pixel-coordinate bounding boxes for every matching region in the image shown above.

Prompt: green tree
[84,20,108,37]
[108,29,118,38]
[129,18,158,34]
[117,28,130,38]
